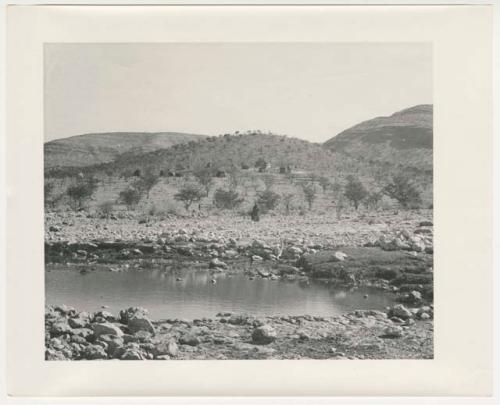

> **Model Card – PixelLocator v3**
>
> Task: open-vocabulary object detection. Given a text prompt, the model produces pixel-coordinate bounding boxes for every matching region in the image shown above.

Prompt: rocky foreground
[45,210,434,360]
[46,304,433,360]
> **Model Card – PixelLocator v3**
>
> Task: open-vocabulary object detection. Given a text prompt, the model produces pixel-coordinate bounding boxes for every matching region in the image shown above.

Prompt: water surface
[45,266,395,320]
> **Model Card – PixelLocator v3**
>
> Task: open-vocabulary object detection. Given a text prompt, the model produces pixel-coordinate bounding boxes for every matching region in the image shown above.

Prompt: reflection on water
[45,266,395,320]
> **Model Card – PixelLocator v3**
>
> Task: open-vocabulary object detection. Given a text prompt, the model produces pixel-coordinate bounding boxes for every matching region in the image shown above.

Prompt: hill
[323,105,433,171]
[46,132,359,179]
[44,132,207,168]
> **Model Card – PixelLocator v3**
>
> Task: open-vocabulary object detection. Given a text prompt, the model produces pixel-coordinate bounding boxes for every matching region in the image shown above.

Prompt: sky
[44,43,432,143]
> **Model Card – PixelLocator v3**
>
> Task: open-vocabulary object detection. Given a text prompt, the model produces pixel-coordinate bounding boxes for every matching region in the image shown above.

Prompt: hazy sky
[44,43,432,143]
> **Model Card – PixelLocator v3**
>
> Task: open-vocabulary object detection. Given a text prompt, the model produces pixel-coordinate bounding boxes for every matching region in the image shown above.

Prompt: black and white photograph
[42,42,434,361]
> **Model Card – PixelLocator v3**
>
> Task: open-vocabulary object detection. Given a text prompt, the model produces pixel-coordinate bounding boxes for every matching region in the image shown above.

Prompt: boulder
[92,322,124,338]
[153,339,179,357]
[128,316,155,334]
[389,304,413,320]
[382,326,404,338]
[120,307,149,324]
[121,350,144,360]
[252,325,277,345]
[68,317,87,329]
[179,334,200,346]
[209,258,228,269]
[84,344,108,360]
[50,321,73,336]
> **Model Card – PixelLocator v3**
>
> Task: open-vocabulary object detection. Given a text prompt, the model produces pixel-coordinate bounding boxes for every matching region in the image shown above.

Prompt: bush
[119,187,141,210]
[213,188,243,210]
[97,200,115,218]
[257,190,280,214]
[66,177,99,210]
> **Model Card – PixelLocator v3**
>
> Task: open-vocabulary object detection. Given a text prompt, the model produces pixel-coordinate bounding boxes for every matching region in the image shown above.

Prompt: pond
[45,266,395,320]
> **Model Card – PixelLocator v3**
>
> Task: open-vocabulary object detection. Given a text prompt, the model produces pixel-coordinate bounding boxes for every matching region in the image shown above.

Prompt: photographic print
[43,42,433,361]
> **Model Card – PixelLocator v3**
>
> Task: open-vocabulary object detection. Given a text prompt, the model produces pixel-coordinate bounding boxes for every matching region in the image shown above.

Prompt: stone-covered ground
[46,305,433,360]
[45,209,433,360]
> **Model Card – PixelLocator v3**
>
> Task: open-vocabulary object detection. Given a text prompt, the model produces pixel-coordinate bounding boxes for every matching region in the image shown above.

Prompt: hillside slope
[47,133,360,178]
[324,105,433,170]
[44,132,207,168]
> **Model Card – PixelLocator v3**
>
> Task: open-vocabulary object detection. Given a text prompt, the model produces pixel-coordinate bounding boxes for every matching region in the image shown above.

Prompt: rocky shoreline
[45,211,433,360]
[46,304,433,360]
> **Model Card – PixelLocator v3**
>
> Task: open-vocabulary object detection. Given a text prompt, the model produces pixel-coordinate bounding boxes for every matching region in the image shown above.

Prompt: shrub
[257,190,280,214]
[213,188,243,210]
[97,200,115,218]
[66,176,99,210]
[119,187,141,210]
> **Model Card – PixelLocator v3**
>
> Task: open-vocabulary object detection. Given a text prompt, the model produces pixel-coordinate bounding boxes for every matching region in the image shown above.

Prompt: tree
[192,166,213,196]
[213,188,243,210]
[383,174,422,209]
[134,170,159,199]
[66,176,99,210]
[174,183,205,212]
[255,157,267,171]
[119,187,141,210]
[257,189,280,214]
[318,176,330,193]
[344,176,368,210]
[301,182,317,210]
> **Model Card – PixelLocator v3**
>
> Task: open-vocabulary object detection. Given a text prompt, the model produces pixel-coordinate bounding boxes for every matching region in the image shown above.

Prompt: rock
[383,326,404,338]
[153,339,179,357]
[209,258,228,269]
[179,334,200,346]
[252,255,264,262]
[410,290,422,302]
[128,316,155,334]
[252,325,277,345]
[68,317,87,329]
[121,350,144,360]
[389,304,413,320]
[223,249,238,258]
[94,310,115,322]
[420,313,431,320]
[119,307,149,324]
[419,221,433,227]
[84,344,108,360]
[49,225,61,232]
[50,321,73,336]
[92,322,124,338]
